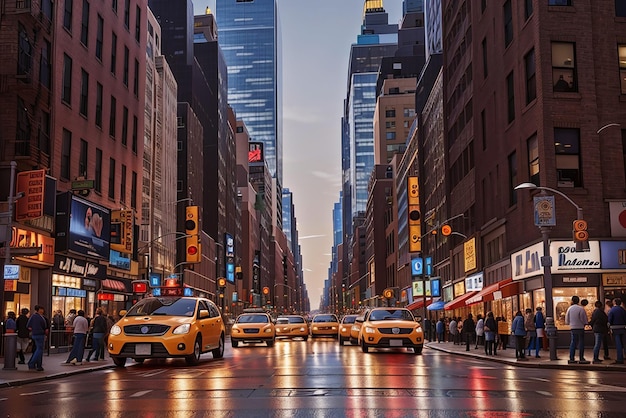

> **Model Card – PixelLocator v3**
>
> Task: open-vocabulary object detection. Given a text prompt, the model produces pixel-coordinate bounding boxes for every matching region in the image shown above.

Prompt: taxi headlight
[110,324,122,336]
[232,328,241,334]
[264,327,273,333]
[351,325,359,332]
[415,326,423,333]
[173,323,191,335]
[341,327,347,332]
[364,326,376,334]
[312,326,318,331]
[299,327,306,332]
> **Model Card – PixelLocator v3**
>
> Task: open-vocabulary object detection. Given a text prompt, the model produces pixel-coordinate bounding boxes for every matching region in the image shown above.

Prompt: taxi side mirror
[119,310,127,317]
[199,309,210,319]
[414,315,422,323]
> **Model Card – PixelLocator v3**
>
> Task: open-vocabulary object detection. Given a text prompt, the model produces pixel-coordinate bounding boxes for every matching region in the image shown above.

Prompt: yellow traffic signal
[185,206,199,235]
[441,224,452,236]
[218,277,226,288]
[186,235,200,263]
[573,219,589,243]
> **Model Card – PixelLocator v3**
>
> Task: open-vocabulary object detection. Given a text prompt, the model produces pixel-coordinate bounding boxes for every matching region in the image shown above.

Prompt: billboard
[56,193,110,259]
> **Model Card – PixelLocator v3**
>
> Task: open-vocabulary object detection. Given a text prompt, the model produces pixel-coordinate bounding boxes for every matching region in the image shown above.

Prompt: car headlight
[415,326,423,333]
[299,327,306,332]
[232,328,241,334]
[173,323,191,335]
[364,326,376,334]
[331,326,337,330]
[110,324,122,336]
[351,325,359,332]
[312,326,318,331]
[264,327,273,333]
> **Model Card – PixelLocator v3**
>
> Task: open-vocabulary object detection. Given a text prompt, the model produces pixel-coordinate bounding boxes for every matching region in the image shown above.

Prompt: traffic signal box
[573,219,589,251]
[185,206,201,263]
[408,176,421,253]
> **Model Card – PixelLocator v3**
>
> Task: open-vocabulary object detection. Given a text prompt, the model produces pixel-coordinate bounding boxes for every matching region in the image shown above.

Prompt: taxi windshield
[313,315,337,323]
[288,316,305,324]
[276,318,289,325]
[369,309,414,322]
[342,316,357,324]
[237,314,269,323]
[125,298,197,317]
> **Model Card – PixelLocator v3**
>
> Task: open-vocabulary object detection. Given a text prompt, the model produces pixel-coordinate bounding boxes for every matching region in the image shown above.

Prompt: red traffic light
[187,245,198,255]
[132,281,148,293]
[262,286,270,295]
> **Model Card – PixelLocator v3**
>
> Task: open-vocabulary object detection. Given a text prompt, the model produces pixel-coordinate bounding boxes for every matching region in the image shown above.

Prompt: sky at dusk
[192,1,404,308]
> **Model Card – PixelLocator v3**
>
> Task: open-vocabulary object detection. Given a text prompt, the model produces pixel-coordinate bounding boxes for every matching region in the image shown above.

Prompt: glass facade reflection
[216,0,282,183]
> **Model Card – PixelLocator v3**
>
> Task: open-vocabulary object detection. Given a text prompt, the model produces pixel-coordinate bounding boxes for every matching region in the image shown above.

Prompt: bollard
[545,317,558,361]
[3,333,18,370]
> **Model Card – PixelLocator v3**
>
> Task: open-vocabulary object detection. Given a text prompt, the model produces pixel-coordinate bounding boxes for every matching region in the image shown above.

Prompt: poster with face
[68,195,110,259]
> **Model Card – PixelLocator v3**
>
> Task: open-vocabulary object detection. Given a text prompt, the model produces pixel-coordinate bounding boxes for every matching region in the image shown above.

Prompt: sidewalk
[426,339,626,371]
[0,350,115,388]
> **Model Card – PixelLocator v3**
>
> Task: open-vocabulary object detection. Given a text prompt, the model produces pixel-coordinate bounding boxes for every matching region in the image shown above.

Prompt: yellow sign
[10,227,55,266]
[15,169,46,221]
[110,210,134,254]
[464,237,477,273]
[407,176,419,205]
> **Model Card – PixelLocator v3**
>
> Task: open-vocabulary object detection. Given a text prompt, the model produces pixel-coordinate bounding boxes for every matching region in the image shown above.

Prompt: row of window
[61,128,138,207]
[64,0,141,45]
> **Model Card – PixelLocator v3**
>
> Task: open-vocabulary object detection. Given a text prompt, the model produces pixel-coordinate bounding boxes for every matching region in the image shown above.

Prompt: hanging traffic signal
[185,206,201,263]
[573,219,589,251]
[407,176,421,252]
[235,266,243,280]
[441,224,452,236]
[218,277,226,289]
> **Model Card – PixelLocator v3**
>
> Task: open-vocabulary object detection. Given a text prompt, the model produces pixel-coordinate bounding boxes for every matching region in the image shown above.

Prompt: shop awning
[427,300,446,311]
[465,278,514,305]
[444,291,478,311]
[101,278,131,293]
[406,297,432,311]
[496,280,522,300]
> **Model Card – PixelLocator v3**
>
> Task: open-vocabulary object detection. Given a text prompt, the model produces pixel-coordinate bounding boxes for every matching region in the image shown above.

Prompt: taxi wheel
[302,336,308,342]
[112,357,127,367]
[134,358,145,364]
[413,346,423,355]
[339,337,344,346]
[232,339,239,348]
[212,334,225,359]
[185,336,202,366]
[361,340,369,353]
[266,339,275,347]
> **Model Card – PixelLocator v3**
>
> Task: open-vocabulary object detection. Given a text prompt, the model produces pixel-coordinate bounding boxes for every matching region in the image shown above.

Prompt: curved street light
[596,123,620,134]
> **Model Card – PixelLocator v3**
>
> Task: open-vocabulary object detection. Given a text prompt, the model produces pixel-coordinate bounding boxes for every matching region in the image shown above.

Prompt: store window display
[553,287,597,329]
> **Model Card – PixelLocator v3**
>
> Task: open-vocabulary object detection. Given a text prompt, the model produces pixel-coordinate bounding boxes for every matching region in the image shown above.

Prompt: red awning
[444,291,478,311]
[101,279,129,292]
[406,297,433,311]
[465,278,514,305]
[498,280,521,299]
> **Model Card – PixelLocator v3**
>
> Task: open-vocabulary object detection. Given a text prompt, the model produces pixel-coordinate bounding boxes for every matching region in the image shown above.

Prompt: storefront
[600,241,626,303]
[98,277,132,318]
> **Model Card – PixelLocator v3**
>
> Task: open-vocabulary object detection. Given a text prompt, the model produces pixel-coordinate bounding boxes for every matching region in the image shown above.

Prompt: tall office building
[216,0,282,185]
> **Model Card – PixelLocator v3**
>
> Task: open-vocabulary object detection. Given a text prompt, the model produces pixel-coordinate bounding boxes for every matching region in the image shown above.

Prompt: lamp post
[515,182,586,360]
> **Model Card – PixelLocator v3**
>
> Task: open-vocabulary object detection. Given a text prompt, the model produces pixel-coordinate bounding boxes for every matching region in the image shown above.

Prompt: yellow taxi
[359,307,423,354]
[310,313,339,338]
[338,314,358,345]
[230,309,276,347]
[350,316,364,345]
[275,315,309,341]
[107,296,225,367]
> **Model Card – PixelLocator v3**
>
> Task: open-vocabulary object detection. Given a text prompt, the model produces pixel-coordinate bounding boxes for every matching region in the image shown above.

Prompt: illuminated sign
[10,227,55,265]
[15,169,45,221]
[248,142,264,163]
[110,210,134,254]
[464,237,477,273]
[56,193,110,259]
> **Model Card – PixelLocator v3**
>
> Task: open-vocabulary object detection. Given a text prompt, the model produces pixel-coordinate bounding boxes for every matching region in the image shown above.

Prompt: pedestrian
[65,309,77,327]
[436,318,445,343]
[608,298,626,365]
[449,317,458,345]
[4,311,17,333]
[475,314,484,349]
[484,311,497,355]
[52,310,65,348]
[15,308,30,364]
[565,295,590,364]
[524,308,536,357]
[457,317,463,345]
[462,313,475,352]
[85,309,107,362]
[511,310,527,360]
[589,300,609,364]
[64,310,88,365]
[603,300,613,360]
[26,305,48,371]
[534,307,545,358]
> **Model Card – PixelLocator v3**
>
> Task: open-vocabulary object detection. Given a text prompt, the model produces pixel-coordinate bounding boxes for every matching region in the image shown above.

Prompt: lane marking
[141,370,168,378]
[20,390,49,396]
[130,390,152,398]
[536,391,553,397]
[530,377,550,382]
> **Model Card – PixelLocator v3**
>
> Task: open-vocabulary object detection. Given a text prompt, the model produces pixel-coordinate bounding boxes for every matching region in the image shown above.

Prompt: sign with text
[550,240,601,273]
[110,210,134,254]
[511,242,544,281]
[15,169,45,221]
[533,195,556,227]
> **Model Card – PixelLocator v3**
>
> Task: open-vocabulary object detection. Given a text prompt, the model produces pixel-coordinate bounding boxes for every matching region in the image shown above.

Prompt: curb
[0,364,115,388]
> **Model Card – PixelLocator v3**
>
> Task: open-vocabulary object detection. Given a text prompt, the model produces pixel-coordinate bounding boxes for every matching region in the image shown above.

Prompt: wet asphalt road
[1,337,625,417]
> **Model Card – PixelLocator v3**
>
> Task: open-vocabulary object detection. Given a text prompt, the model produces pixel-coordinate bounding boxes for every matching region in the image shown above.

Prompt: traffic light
[185,206,201,263]
[407,176,421,252]
[262,286,270,296]
[441,224,452,236]
[217,277,226,289]
[573,219,589,252]
[235,266,243,280]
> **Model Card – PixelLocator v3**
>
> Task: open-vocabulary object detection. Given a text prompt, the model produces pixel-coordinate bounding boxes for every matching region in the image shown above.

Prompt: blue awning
[427,300,446,311]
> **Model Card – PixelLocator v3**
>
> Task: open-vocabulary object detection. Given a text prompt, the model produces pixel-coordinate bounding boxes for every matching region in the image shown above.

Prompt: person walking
[449,317,458,345]
[608,298,626,365]
[15,308,30,364]
[436,318,445,343]
[511,310,527,360]
[462,313,475,352]
[524,308,537,357]
[484,311,497,356]
[565,295,590,364]
[590,300,609,364]
[26,305,48,371]
[64,310,89,365]
[85,309,107,362]
[534,307,545,357]
[475,314,484,349]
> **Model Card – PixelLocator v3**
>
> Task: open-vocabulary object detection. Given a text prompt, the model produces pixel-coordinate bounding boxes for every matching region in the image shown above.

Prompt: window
[79,69,89,117]
[17,23,32,76]
[482,38,488,78]
[110,32,117,75]
[131,171,137,209]
[618,0,626,17]
[549,0,572,5]
[403,108,415,118]
[80,0,89,46]
[554,128,581,187]
[16,97,31,156]
[132,115,138,153]
[112,0,117,13]
[123,45,129,86]
[96,82,103,128]
[509,152,517,206]
[38,111,50,155]
[64,0,73,32]
[41,0,53,20]
[124,0,130,29]
[120,164,127,203]
[617,44,626,94]
[481,109,487,151]
[552,42,577,92]
[61,129,72,180]
[109,95,116,138]
[121,106,128,146]
[62,53,72,105]
[40,39,51,88]
[133,58,139,96]
[95,148,102,192]
[79,139,88,177]
[108,158,116,199]
[135,5,141,42]
[386,132,396,140]
[385,109,396,118]
[96,14,103,60]
[481,0,486,13]
[622,130,626,187]
[506,71,515,123]
[528,134,539,186]
[525,49,536,104]
[385,121,396,129]
[524,0,533,20]
[503,0,513,48]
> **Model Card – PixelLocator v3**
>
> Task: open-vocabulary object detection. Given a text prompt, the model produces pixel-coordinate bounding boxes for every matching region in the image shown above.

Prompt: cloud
[299,234,326,240]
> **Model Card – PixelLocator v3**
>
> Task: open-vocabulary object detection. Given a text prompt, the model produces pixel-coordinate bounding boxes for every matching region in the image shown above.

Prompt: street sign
[534,196,556,227]
[0,246,42,257]
[411,257,423,276]
[3,264,20,280]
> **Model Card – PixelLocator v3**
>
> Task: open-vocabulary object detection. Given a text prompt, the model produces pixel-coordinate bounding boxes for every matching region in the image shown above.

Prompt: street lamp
[515,182,587,360]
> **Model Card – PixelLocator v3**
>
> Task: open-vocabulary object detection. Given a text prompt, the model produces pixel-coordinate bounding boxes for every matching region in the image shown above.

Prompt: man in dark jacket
[462,313,475,352]
[26,305,48,371]
[608,298,626,364]
[590,300,609,364]
[15,308,30,364]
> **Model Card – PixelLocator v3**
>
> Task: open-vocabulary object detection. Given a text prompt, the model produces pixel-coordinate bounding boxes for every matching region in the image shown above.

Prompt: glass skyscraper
[216,0,282,184]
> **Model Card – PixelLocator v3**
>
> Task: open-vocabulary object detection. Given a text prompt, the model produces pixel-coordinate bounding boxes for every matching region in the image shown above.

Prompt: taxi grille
[124,324,171,336]
[378,327,413,335]
[120,343,170,356]
[244,328,260,334]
